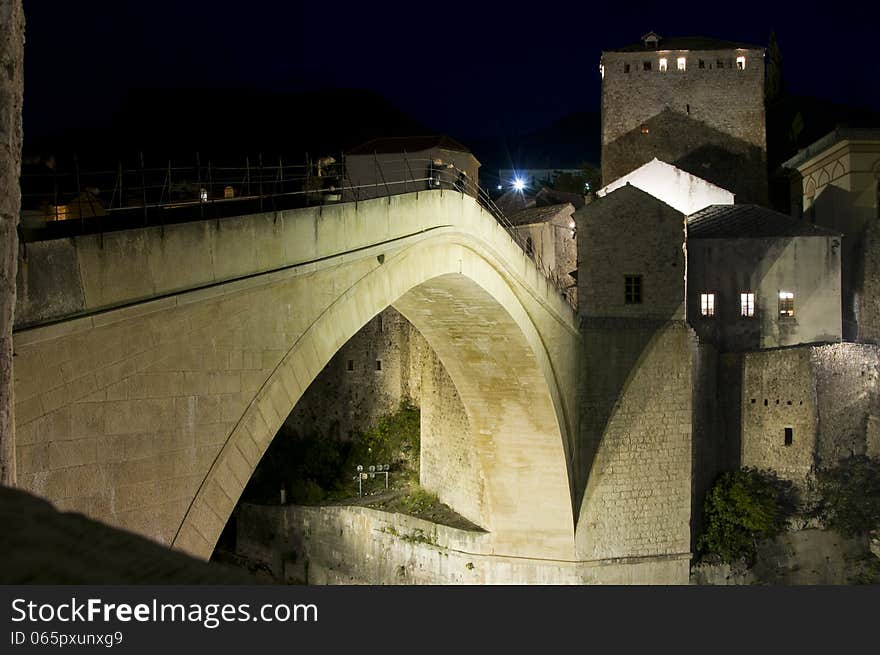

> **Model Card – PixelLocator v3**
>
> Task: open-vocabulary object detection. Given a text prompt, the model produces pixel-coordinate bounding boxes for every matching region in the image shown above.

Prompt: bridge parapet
[15,190,574,331]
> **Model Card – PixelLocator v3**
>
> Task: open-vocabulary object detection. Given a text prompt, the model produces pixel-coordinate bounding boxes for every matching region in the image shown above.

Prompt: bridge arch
[173,232,577,560]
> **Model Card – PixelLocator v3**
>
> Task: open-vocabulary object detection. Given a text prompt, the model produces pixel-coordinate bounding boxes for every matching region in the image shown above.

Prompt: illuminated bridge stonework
[12,190,690,583]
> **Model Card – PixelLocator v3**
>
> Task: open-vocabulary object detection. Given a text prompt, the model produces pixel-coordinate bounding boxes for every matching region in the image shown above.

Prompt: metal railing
[19,153,576,307]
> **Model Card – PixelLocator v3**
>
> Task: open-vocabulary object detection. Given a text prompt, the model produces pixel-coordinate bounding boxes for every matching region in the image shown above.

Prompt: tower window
[677,56,686,71]
[779,291,795,317]
[784,427,793,446]
[624,63,630,73]
[375,360,382,371]
[643,61,652,71]
[347,359,354,371]
[700,292,716,317]
[698,59,705,69]
[736,55,746,70]
[658,57,668,72]
[625,275,642,304]
[741,292,755,317]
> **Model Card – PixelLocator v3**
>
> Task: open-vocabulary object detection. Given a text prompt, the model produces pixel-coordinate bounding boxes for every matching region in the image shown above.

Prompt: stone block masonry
[740,343,880,484]
[235,502,688,585]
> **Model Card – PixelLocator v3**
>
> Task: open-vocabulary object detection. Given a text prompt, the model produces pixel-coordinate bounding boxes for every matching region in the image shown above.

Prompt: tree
[697,468,793,564]
[765,30,784,103]
[816,456,880,537]
[0,0,24,486]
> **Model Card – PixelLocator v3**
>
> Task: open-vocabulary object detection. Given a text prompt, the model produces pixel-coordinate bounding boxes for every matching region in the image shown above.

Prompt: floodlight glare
[513,178,525,191]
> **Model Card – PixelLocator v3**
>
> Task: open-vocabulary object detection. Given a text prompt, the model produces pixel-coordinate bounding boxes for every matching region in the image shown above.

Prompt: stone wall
[691,337,720,544]
[283,307,424,441]
[234,502,689,584]
[857,219,880,344]
[575,184,685,320]
[811,343,880,465]
[419,347,485,527]
[740,347,817,482]
[740,343,880,484]
[576,320,693,562]
[0,0,24,485]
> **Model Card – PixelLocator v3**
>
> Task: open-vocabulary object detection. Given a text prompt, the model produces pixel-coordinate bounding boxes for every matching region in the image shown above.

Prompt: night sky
[22,1,880,143]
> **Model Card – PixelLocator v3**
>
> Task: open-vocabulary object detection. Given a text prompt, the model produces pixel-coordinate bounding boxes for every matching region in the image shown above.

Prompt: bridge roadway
[12,189,585,565]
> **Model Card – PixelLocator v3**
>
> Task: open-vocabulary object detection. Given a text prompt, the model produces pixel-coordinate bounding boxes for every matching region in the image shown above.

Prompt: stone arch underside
[172,235,577,561]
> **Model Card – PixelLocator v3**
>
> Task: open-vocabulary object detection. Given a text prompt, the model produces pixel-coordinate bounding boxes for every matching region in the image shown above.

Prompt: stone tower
[600,32,767,203]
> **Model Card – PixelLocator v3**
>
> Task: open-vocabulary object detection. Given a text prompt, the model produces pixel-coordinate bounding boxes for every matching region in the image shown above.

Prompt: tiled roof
[347,135,472,155]
[607,36,763,53]
[507,203,574,227]
[687,204,841,238]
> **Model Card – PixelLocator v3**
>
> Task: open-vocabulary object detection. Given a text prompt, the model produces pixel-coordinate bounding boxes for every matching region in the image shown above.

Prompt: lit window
[741,292,755,317]
[779,291,795,317]
[643,61,652,71]
[700,293,715,317]
[600,63,605,79]
[736,56,746,70]
[677,57,686,71]
[625,275,642,304]
[658,57,668,72]
[640,125,650,135]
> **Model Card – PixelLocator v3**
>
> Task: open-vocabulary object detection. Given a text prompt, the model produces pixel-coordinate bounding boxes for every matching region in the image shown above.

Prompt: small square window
[640,125,650,135]
[643,61,652,71]
[784,427,793,446]
[700,292,715,317]
[625,275,642,304]
[677,57,686,71]
[779,291,795,318]
[741,292,755,317]
[716,59,724,69]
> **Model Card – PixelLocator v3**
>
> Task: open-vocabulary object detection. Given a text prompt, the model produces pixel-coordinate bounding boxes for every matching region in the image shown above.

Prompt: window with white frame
[740,292,755,317]
[700,292,716,317]
[779,291,795,317]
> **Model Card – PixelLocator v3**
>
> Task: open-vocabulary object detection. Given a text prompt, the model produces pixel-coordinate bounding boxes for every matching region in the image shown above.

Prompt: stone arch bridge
[13,190,583,564]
